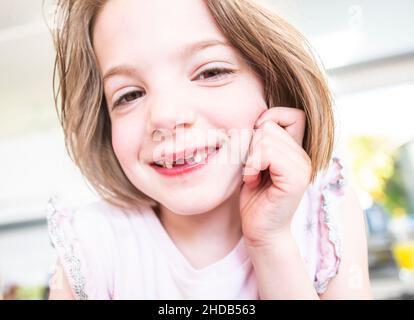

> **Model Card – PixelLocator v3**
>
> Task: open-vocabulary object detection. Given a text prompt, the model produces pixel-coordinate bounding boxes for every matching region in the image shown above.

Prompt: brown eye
[196,67,234,81]
[124,91,140,102]
[114,90,143,108]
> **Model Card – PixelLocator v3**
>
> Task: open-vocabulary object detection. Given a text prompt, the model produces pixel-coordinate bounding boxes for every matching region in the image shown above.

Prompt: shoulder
[317,173,372,298]
[45,196,128,299]
[73,199,119,232]
[306,155,371,298]
[46,196,128,237]
[309,155,347,196]
[45,196,136,268]
[306,155,348,294]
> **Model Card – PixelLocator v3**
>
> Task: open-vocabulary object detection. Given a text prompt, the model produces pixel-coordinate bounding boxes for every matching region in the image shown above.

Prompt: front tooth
[194,150,207,163]
[164,161,173,169]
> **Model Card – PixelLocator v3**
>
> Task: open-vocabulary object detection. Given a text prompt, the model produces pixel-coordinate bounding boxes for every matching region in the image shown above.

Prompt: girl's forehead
[92,0,229,73]
[93,0,222,44]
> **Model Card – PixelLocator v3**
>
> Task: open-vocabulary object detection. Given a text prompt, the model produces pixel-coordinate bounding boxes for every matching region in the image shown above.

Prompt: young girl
[46,0,372,299]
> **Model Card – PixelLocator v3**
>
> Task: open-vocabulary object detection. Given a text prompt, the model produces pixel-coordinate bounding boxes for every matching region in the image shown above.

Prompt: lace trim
[314,157,347,294]
[46,196,88,300]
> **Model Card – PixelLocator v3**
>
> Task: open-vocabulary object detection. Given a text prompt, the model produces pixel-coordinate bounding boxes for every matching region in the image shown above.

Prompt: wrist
[245,228,296,256]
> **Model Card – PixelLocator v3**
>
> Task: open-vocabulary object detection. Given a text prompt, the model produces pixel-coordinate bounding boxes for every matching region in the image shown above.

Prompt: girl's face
[93,0,267,214]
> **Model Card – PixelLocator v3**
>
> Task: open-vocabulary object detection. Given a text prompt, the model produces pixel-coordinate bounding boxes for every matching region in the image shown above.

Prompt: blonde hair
[49,0,335,209]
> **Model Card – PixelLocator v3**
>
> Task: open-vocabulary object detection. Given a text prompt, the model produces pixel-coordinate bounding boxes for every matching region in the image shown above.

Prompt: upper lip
[151,141,222,165]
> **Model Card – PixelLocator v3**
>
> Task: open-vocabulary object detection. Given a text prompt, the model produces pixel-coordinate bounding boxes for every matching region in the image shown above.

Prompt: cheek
[206,77,267,131]
[111,118,143,165]
[201,76,267,162]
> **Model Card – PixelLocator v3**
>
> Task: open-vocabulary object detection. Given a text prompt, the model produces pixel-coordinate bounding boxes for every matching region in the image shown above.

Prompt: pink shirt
[46,156,347,299]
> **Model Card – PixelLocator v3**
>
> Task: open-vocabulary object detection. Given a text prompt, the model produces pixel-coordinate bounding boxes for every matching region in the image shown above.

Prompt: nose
[148,90,196,138]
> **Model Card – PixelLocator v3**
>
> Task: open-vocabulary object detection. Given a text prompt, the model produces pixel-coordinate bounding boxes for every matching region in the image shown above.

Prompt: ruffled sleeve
[46,196,112,300]
[313,156,347,294]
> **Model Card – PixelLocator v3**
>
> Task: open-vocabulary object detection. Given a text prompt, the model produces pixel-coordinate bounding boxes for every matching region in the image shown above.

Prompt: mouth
[150,143,223,176]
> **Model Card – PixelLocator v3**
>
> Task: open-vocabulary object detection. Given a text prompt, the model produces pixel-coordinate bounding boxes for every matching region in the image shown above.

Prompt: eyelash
[112,67,235,108]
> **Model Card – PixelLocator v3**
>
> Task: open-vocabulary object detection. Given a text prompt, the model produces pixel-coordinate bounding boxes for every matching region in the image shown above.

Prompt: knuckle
[262,120,274,131]
[294,108,306,123]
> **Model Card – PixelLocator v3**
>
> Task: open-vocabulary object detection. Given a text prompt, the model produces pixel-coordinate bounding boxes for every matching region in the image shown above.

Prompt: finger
[243,121,292,181]
[244,125,263,164]
[242,129,264,184]
[259,120,311,165]
[244,121,310,188]
[243,135,294,191]
[242,146,263,188]
[254,106,306,146]
[242,126,265,190]
[242,124,288,182]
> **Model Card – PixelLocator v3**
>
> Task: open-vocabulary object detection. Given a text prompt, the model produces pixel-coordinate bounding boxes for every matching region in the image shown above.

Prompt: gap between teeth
[159,149,213,168]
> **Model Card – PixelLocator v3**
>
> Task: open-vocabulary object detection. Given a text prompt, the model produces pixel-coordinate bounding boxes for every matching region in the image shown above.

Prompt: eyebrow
[102,39,230,82]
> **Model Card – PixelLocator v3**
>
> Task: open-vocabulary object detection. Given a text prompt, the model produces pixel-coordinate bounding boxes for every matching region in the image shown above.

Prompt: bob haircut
[48,0,336,210]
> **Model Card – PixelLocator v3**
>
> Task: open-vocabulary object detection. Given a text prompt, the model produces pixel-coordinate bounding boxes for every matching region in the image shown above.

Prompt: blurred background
[1,0,414,299]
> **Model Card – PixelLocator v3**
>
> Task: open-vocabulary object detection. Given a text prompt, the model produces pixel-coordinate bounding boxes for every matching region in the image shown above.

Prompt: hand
[240,107,312,248]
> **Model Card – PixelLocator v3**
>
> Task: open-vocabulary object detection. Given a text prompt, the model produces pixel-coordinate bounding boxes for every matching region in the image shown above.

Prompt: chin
[159,177,241,216]
[159,192,225,216]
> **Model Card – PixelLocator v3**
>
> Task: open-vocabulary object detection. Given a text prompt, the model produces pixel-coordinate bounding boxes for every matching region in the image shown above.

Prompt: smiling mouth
[152,145,221,169]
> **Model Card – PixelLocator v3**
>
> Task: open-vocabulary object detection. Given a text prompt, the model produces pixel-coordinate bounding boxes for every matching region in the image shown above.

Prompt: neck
[155,190,242,269]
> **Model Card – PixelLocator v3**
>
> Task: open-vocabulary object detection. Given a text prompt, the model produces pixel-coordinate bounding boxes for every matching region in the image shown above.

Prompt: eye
[195,67,235,81]
[113,90,143,109]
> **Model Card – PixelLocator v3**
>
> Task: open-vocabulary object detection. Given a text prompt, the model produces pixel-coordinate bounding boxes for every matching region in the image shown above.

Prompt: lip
[150,144,222,177]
